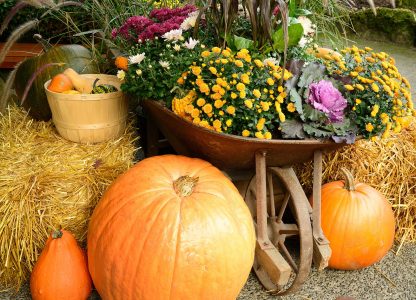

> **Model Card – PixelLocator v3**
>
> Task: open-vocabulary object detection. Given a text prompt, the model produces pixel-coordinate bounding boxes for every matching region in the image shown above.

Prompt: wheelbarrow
[142,100,346,295]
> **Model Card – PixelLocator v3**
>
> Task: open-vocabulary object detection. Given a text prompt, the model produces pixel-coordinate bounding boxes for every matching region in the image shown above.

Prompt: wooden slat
[0,43,44,68]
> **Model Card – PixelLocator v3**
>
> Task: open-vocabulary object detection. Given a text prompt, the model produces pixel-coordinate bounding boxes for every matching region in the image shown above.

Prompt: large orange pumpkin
[30,229,92,300]
[87,155,256,300]
[318,168,395,270]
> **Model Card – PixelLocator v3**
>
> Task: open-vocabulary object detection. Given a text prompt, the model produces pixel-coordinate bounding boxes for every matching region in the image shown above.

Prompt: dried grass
[297,122,416,246]
[0,105,138,291]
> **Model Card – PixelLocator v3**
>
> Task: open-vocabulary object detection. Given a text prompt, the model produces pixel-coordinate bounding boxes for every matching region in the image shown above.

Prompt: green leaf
[303,104,328,122]
[289,0,296,17]
[295,9,312,16]
[289,89,304,120]
[272,23,304,52]
[303,124,333,138]
[233,35,255,51]
[297,63,326,89]
[280,119,305,139]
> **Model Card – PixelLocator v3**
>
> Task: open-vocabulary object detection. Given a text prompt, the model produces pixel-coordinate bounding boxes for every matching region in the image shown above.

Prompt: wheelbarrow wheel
[244,167,313,295]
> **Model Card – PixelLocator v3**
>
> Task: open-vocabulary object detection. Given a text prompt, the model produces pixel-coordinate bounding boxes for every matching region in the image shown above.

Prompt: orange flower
[115,56,128,70]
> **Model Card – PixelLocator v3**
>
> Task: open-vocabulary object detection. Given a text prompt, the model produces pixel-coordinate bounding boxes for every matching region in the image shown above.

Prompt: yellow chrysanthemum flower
[344,85,354,91]
[239,91,246,98]
[356,84,365,91]
[241,74,250,84]
[253,89,261,98]
[212,47,221,54]
[266,78,275,86]
[226,119,232,127]
[191,109,200,118]
[209,67,217,75]
[260,101,270,111]
[226,106,236,115]
[255,132,264,139]
[201,51,211,58]
[196,98,206,107]
[242,130,250,137]
[199,83,210,93]
[365,123,374,132]
[235,60,244,68]
[371,83,380,93]
[236,83,245,91]
[214,99,224,108]
[244,100,253,109]
[278,112,286,122]
[213,119,222,129]
[254,59,264,68]
[264,132,272,139]
[202,103,213,114]
[191,66,202,76]
[287,103,296,112]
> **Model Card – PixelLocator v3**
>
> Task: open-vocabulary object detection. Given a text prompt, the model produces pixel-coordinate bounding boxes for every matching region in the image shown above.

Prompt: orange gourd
[47,73,73,93]
[30,229,92,300]
[87,155,256,300]
[317,168,395,270]
[307,47,342,59]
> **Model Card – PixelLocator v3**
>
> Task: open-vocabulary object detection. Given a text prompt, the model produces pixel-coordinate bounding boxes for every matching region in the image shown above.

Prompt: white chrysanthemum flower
[263,57,280,66]
[180,11,199,31]
[297,16,315,47]
[298,16,314,35]
[159,60,170,69]
[173,44,181,51]
[184,37,199,49]
[162,29,183,41]
[129,53,145,64]
[117,70,125,80]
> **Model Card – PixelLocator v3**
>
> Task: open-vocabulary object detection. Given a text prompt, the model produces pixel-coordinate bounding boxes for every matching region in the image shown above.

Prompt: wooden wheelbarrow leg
[311,150,331,270]
[254,151,291,289]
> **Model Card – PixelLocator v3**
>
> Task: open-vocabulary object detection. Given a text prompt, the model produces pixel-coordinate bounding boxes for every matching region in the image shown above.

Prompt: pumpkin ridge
[323,189,348,247]
[168,193,184,300]
[92,193,171,298]
[90,188,169,240]
[125,195,178,300]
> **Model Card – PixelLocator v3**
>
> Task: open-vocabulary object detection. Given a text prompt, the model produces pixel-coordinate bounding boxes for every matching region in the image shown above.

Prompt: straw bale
[297,122,416,246]
[0,106,138,291]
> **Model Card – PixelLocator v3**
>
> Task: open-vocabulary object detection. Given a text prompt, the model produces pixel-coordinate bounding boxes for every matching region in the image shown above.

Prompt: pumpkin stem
[341,168,356,191]
[52,229,63,239]
[173,175,199,197]
[34,34,52,51]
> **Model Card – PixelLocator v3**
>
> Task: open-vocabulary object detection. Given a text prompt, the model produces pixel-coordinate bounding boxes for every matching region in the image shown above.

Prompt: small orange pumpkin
[47,73,73,93]
[30,229,92,300]
[317,168,395,270]
[88,155,256,300]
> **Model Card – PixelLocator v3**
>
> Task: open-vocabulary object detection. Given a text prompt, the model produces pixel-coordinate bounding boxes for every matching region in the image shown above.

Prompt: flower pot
[44,74,128,144]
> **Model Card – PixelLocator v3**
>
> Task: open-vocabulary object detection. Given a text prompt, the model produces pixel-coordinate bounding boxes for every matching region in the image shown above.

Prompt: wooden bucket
[44,74,128,144]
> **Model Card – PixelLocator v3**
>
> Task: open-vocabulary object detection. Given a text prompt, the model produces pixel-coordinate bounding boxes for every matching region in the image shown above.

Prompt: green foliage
[282,62,356,142]
[299,0,351,47]
[0,1,89,43]
[350,8,416,46]
[121,38,204,104]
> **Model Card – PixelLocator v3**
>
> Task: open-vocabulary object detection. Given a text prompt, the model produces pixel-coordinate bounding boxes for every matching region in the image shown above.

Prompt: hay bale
[0,106,137,291]
[297,122,416,247]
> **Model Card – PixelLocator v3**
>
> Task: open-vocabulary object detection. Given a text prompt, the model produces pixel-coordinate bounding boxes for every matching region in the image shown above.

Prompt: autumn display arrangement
[0,0,414,299]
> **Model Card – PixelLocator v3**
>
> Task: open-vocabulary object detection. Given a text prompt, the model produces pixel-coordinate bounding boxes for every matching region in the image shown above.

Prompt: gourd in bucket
[14,35,99,121]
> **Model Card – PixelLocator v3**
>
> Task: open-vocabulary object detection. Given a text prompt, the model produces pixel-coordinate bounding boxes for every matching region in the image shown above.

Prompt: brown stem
[173,175,199,197]
[340,168,356,191]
